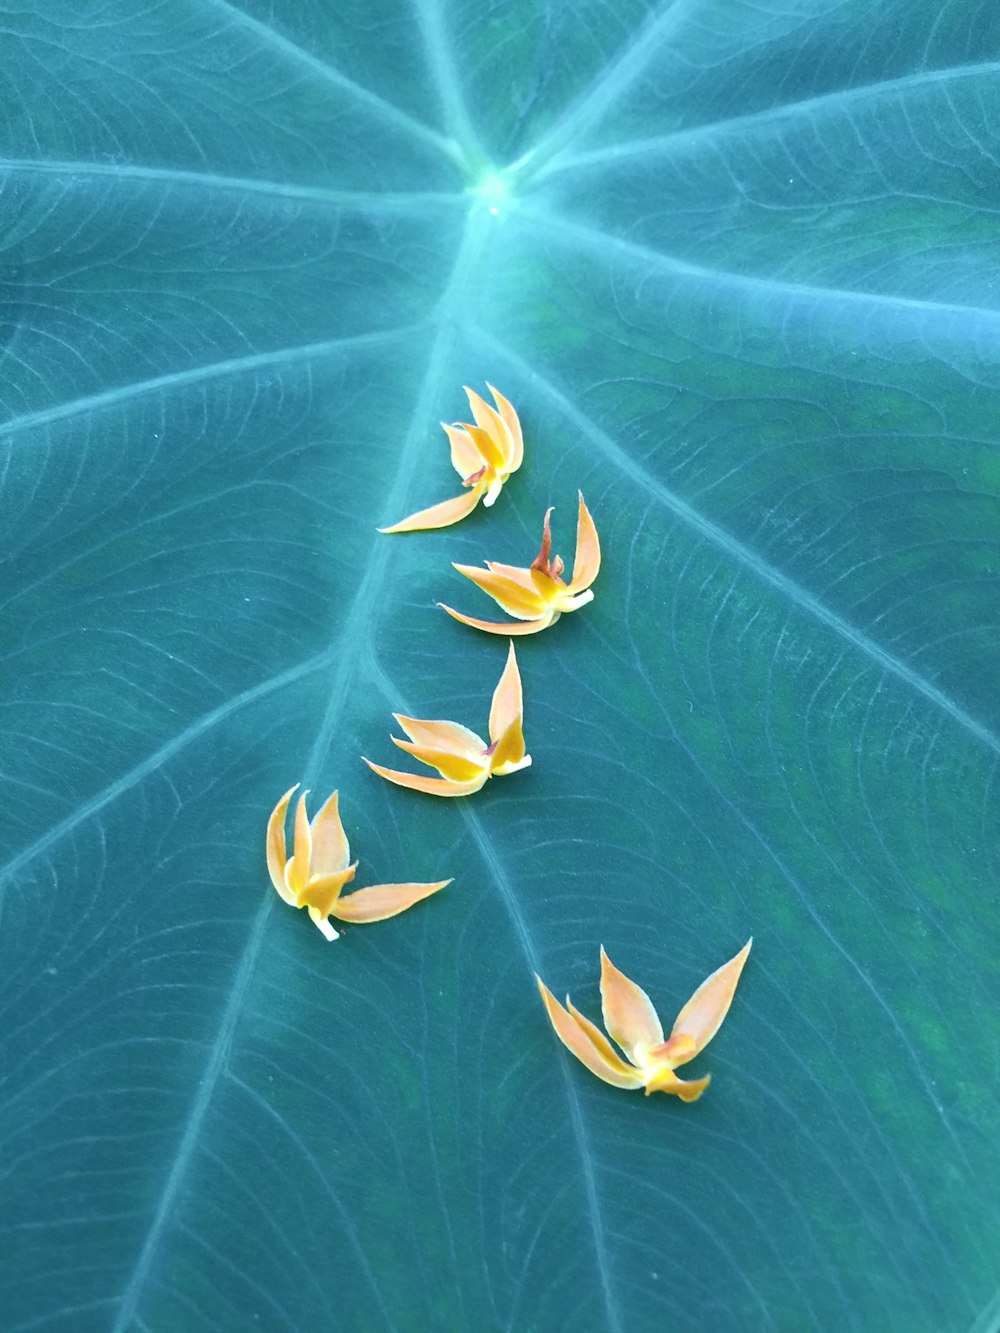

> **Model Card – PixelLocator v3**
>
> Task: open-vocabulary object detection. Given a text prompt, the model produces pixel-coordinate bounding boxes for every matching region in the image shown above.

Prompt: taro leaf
[0,3,998,1331]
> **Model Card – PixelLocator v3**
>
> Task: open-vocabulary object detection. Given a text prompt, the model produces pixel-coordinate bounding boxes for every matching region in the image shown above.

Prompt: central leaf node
[469,169,513,217]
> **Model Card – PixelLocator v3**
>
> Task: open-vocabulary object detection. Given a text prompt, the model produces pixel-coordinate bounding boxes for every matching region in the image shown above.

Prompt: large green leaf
[1,3,997,1330]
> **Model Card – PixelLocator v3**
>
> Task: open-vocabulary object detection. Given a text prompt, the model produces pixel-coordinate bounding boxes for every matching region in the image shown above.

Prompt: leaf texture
[0,3,998,1331]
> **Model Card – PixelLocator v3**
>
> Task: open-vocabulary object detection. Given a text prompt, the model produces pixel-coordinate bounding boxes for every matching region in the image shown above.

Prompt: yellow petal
[391,737,489,783]
[442,422,483,479]
[308,790,351,877]
[379,484,484,533]
[530,566,564,599]
[465,386,516,471]
[566,999,640,1080]
[490,738,531,778]
[331,878,451,923]
[599,946,664,1065]
[266,784,298,904]
[486,383,523,471]
[536,977,645,1090]
[668,938,752,1061]
[392,714,486,759]
[568,492,601,594]
[297,864,358,915]
[488,642,528,772]
[287,791,313,897]
[644,1067,712,1101]
[463,418,506,472]
[438,603,555,635]
[362,757,487,797]
[484,560,538,591]
[488,641,523,747]
[452,563,548,620]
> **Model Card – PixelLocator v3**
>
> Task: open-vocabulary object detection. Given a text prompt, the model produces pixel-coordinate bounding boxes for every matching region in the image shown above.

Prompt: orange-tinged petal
[331,879,451,923]
[600,946,664,1064]
[452,563,549,620]
[530,506,556,575]
[488,641,523,747]
[644,1067,712,1101]
[568,492,601,593]
[443,422,483,479]
[296,864,357,915]
[391,737,488,783]
[565,999,640,1080]
[648,1033,698,1066]
[287,791,313,897]
[266,784,298,904]
[536,977,645,1090]
[669,938,752,1060]
[308,790,351,877]
[486,383,523,470]
[438,603,555,635]
[392,714,486,758]
[379,484,484,533]
[488,645,528,773]
[484,560,538,591]
[362,757,487,797]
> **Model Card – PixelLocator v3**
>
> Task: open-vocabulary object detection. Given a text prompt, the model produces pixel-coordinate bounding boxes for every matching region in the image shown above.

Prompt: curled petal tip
[267,784,302,904]
[644,1071,711,1100]
[568,494,601,593]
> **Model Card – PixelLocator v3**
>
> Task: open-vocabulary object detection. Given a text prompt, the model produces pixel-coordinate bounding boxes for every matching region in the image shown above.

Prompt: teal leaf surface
[1,3,998,1330]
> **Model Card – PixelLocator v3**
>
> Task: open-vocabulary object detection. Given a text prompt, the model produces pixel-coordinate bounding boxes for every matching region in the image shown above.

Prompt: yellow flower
[439,492,600,635]
[363,642,531,797]
[536,940,752,1099]
[266,786,450,940]
[379,384,523,532]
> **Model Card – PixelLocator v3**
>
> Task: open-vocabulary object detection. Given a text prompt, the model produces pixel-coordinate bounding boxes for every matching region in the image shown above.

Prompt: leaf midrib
[0,157,461,207]
[536,60,1000,179]
[204,0,456,161]
[107,202,622,1333]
